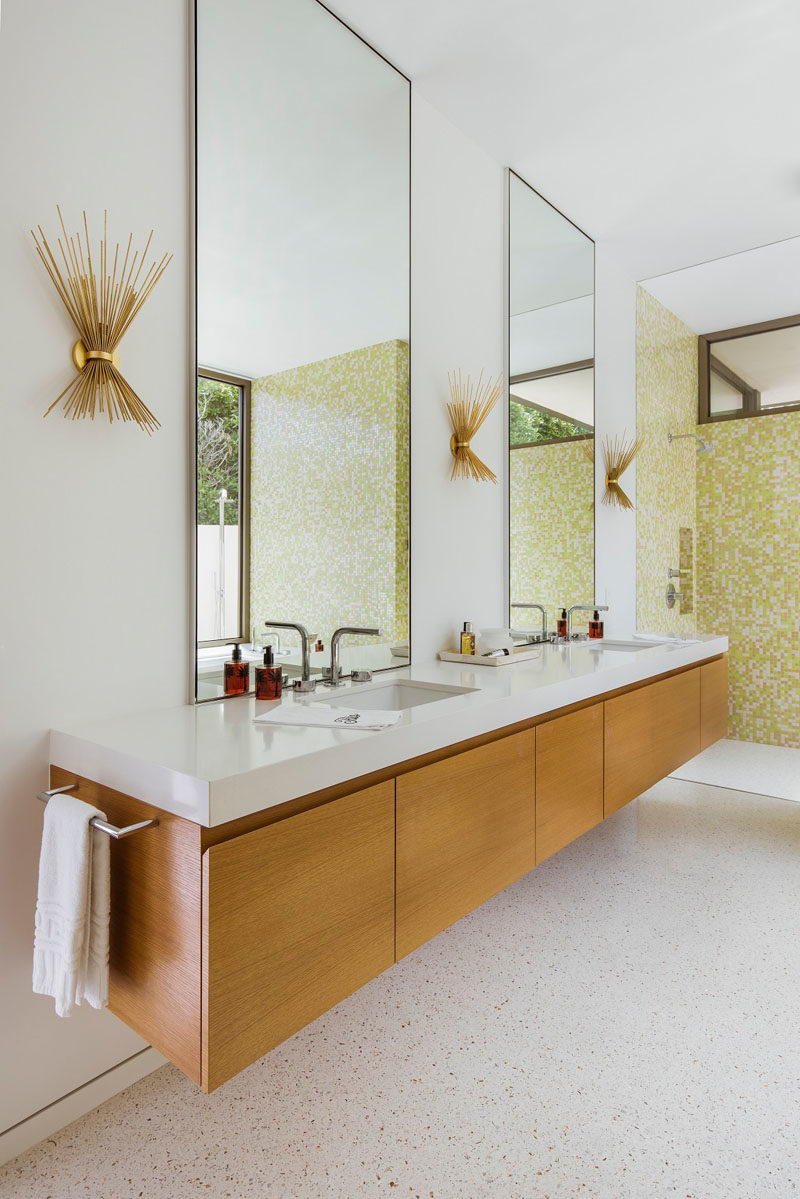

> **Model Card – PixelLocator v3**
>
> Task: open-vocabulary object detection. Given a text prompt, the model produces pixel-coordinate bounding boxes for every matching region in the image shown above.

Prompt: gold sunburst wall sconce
[601,432,642,510]
[446,369,504,483]
[31,208,172,433]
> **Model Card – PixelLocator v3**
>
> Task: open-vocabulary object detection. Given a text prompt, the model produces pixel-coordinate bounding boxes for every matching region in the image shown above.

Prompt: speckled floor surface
[672,738,800,803]
[2,777,799,1199]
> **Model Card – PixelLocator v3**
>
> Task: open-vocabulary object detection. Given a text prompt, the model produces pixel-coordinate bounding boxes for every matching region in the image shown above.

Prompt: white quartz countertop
[50,636,728,827]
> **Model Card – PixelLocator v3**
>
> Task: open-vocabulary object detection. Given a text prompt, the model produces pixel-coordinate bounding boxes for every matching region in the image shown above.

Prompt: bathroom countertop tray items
[438,647,543,667]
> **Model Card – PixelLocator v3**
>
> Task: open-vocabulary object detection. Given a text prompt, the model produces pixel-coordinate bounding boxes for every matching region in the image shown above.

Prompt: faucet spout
[328,626,380,687]
[566,603,609,640]
[263,621,312,685]
[511,602,547,640]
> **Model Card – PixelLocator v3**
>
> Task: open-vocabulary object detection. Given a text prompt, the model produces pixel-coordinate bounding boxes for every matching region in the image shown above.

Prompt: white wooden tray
[438,646,543,667]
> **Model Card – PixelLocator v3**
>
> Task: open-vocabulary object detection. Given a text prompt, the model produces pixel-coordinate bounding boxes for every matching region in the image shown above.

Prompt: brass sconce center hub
[72,339,120,372]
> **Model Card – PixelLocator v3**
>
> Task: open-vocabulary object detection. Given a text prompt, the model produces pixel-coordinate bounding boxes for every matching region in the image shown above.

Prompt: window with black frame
[699,314,800,423]
[510,362,594,447]
[196,372,249,646]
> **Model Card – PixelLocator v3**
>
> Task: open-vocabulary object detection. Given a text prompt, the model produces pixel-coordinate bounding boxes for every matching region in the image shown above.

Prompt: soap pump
[588,610,604,639]
[556,608,567,639]
[223,642,249,696]
[255,644,282,700]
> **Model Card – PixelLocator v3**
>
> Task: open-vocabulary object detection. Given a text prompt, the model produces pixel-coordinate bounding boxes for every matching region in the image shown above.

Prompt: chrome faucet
[263,621,315,691]
[327,626,380,687]
[263,630,282,656]
[566,603,609,639]
[511,602,547,640]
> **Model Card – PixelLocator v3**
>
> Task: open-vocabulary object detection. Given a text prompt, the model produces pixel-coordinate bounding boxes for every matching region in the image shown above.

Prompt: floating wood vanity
[48,645,728,1092]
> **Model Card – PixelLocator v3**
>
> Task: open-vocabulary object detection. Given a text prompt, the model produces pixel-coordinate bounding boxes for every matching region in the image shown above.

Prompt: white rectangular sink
[586,639,654,652]
[322,680,476,711]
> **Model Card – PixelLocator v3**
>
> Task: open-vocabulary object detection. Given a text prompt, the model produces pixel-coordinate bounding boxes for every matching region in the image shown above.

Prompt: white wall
[410,94,506,661]
[0,0,639,1152]
[594,244,638,638]
[0,0,188,1136]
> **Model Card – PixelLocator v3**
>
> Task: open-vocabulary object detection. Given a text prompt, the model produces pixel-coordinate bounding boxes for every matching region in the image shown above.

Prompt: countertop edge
[49,639,727,828]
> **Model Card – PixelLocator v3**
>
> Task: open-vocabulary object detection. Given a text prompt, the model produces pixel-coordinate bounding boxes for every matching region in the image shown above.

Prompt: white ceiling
[510,173,593,316]
[198,0,409,379]
[640,236,800,333]
[328,0,800,280]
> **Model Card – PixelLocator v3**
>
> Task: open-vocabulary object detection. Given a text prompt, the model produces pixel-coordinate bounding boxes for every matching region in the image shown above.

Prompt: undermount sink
[580,639,654,652]
[321,680,476,711]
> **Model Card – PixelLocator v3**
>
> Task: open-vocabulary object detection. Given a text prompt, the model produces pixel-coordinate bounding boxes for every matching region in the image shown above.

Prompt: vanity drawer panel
[201,780,395,1092]
[700,655,729,750]
[395,731,535,960]
[604,666,702,816]
[535,704,604,865]
[604,685,658,817]
[651,667,701,778]
[49,767,204,1085]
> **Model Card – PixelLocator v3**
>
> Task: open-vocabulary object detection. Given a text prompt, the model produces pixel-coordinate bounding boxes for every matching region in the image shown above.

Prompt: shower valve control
[665,582,684,609]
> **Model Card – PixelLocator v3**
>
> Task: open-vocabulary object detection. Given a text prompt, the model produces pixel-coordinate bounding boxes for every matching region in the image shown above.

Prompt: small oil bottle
[556,608,568,639]
[588,610,604,639]
[460,621,476,655]
[224,643,249,696]
[255,644,282,700]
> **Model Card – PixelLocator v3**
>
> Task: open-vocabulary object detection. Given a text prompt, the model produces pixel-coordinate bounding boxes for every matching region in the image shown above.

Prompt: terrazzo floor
[2,777,799,1198]
[672,738,800,803]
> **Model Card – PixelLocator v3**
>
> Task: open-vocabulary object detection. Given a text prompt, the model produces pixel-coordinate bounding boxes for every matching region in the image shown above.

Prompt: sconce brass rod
[31,207,171,432]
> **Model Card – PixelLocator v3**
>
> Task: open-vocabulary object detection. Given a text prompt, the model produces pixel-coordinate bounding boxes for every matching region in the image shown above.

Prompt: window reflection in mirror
[196,373,248,646]
[195,0,410,701]
[508,172,595,637]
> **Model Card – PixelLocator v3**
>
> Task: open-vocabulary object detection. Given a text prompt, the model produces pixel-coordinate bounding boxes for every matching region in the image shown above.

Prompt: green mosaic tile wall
[510,440,594,632]
[250,340,409,652]
[696,410,800,748]
[636,287,698,637]
[637,285,800,747]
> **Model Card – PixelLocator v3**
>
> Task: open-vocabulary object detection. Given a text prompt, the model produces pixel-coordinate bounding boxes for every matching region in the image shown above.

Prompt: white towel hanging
[32,792,111,1017]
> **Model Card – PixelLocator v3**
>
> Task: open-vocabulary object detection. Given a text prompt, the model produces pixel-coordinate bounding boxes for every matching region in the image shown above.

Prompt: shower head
[667,432,714,455]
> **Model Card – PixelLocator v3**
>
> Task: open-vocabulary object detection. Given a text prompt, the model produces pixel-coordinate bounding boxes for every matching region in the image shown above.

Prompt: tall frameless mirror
[507,171,595,639]
[195,0,410,701]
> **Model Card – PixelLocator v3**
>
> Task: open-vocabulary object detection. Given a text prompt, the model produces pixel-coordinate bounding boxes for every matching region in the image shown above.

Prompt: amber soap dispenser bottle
[223,643,249,696]
[588,609,604,639]
[255,644,282,700]
[557,608,568,639]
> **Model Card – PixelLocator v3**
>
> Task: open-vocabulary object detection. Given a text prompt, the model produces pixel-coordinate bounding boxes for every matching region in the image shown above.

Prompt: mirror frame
[504,168,596,626]
[189,0,412,703]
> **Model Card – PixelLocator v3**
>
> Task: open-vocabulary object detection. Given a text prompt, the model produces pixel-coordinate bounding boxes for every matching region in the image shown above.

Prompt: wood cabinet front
[395,730,535,960]
[51,653,726,1093]
[604,665,701,818]
[535,704,604,864]
[202,781,395,1092]
[700,656,729,749]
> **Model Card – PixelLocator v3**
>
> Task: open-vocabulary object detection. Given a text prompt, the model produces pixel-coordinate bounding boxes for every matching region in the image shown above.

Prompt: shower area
[636,285,800,753]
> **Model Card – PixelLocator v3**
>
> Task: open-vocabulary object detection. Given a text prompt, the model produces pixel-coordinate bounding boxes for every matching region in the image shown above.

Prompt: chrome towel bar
[37,785,159,840]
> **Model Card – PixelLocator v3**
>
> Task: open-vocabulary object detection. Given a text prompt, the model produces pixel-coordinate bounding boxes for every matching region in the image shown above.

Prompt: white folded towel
[255,703,402,731]
[33,793,110,1017]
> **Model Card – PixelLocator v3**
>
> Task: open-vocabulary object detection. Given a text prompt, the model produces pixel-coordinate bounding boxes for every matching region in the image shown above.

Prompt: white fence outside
[197,524,241,642]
